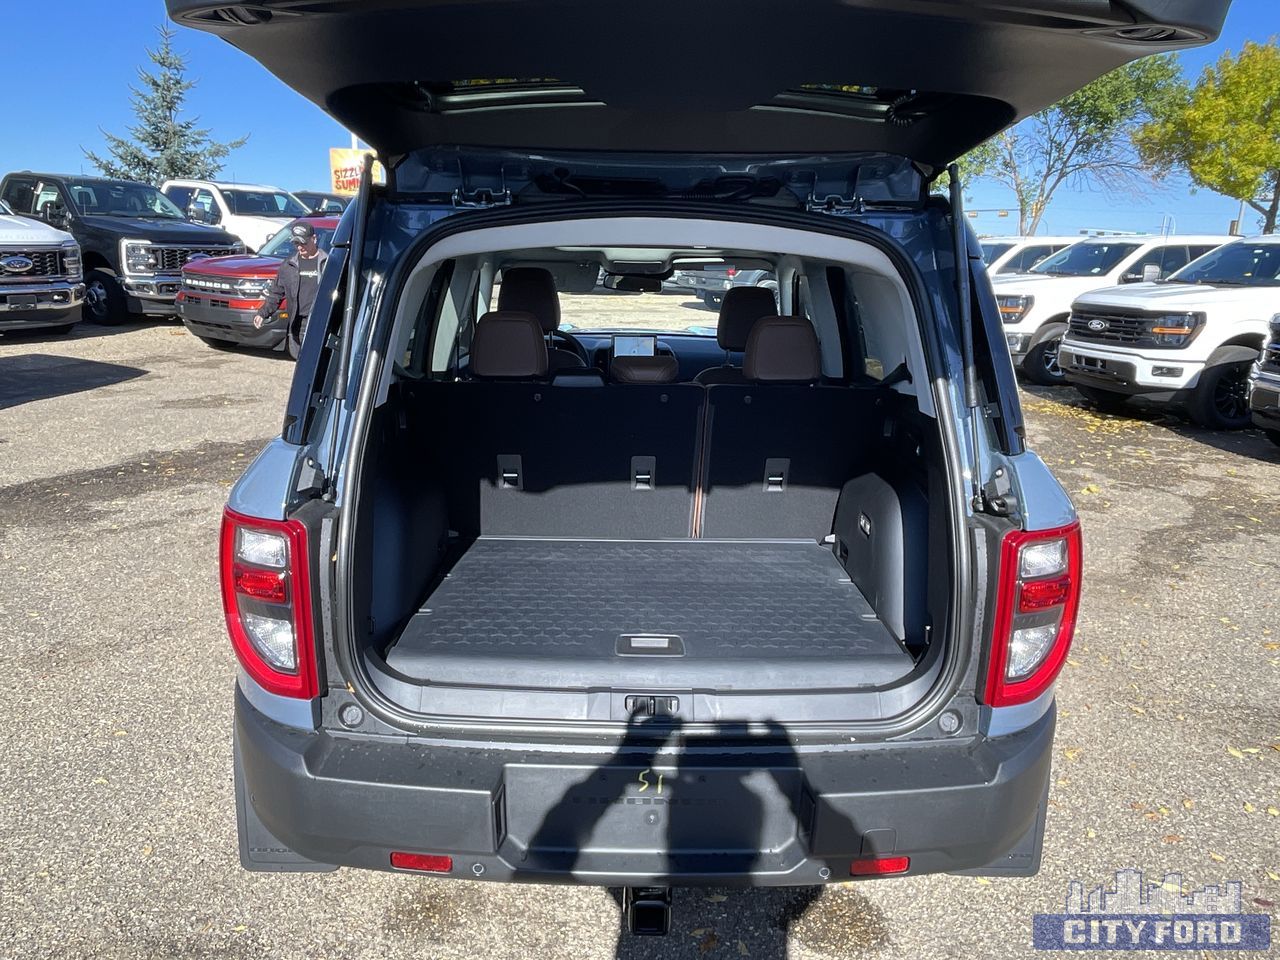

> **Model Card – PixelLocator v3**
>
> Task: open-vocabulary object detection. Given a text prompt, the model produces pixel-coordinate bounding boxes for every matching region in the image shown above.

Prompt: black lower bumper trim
[234,687,1055,885]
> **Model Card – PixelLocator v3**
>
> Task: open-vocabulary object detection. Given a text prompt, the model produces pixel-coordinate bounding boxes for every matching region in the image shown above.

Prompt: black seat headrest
[716,286,778,352]
[470,311,549,379]
[497,267,561,333]
[611,355,679,384]
[744,316,822,383]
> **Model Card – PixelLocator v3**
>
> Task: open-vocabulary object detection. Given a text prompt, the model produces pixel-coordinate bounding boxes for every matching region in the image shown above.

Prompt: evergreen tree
[84,26,247,185]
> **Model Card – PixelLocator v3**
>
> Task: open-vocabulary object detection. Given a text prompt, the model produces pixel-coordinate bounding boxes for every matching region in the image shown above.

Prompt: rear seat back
[419,381,704,540]
[701,384,873,539]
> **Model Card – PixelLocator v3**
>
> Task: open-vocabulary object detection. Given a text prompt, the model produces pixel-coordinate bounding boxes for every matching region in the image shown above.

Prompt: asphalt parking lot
[2,314,1278,960]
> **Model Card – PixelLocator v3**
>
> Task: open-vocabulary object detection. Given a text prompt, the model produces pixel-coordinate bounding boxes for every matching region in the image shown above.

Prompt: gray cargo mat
[387,538,914,690]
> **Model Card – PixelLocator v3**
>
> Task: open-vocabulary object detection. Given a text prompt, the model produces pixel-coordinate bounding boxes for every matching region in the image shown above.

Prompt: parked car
[685,265,778,308]
[168,0,1229,936]
[160,179,309,252]
[294,191,351,214]
[980,236,1080,277]
[0,196,84,335]
[177,215,340,354]
[992,235,1231,385]
[1061,236,1280,429]
[1249,313,1280,446]
[0,172,243,325]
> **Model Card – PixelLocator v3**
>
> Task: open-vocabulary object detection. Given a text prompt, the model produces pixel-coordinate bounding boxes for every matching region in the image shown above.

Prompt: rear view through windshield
[1032,242,1141,277]
[1168,242,1280,286]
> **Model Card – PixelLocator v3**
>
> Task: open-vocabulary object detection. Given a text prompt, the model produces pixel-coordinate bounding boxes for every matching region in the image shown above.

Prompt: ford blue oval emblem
[1087,318,1107,332]
[1,255,34,274]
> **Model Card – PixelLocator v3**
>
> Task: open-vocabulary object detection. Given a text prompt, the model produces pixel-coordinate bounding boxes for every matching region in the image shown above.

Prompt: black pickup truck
[0,172,243,324]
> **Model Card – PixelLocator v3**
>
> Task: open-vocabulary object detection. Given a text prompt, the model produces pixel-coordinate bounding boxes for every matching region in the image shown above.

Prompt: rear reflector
[1018,575,1070,612]
[850,856,910,876]
[390,852,453,873]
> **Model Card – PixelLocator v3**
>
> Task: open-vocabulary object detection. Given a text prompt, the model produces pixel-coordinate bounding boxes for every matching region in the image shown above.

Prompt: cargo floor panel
[387,538,913,690]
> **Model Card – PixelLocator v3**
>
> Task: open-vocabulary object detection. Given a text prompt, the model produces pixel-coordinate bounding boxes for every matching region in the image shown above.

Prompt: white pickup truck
[160,180,310,253]
[0,198,84,334]
[1060,236,1280,430]
[992,235,1231,385]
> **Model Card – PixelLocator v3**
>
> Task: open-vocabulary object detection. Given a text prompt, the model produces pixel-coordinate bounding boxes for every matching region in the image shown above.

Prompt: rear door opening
[338,216,964,727]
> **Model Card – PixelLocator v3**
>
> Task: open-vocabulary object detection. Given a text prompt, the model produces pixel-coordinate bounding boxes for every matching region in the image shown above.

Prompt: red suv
[177,215,338,353]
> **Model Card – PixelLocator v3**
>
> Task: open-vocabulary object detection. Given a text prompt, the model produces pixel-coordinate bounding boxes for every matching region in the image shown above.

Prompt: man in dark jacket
[254,221,328,355]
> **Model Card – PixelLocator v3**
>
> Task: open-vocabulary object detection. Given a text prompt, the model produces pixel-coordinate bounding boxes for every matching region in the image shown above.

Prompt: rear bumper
[1250,369,1280,432]
[179,299,285,348]
[0,282,85,330]
[1059,340,1200,400]
[235,686,1056,884]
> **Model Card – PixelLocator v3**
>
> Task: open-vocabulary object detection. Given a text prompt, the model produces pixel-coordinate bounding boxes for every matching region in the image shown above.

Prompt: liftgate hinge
[976,467,1018,517]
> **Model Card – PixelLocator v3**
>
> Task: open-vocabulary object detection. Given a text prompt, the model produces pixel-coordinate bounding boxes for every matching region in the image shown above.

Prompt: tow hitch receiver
[623,886,673,936]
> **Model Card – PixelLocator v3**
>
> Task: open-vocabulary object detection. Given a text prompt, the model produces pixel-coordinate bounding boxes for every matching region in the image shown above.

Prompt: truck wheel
[1074,384,1128,413]
[84,270,128,326]
[1188,346,1258,430]
[1022,327,1068,386]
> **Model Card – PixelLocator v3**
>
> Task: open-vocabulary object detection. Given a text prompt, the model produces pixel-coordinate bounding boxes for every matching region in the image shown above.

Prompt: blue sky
[1,0,1274,233]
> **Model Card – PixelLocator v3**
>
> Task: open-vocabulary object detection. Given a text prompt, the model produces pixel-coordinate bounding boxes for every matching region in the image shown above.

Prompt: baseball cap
[290,221,316,244]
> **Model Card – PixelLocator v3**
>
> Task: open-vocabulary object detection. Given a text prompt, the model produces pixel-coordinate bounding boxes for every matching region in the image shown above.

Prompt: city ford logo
[1,255,34,275]
[1087,318,1108,332]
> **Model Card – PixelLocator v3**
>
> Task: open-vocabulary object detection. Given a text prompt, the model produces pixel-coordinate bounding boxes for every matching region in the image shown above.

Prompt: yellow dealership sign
[329,148,384,195]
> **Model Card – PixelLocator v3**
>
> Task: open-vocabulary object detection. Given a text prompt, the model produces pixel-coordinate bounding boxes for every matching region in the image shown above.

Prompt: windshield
[1167,243,1280,287]
[257,221,338,259]
[1031,241,1142,277]
[66,180,186,219]
[980,243,1015,266]
[222,189,308,218]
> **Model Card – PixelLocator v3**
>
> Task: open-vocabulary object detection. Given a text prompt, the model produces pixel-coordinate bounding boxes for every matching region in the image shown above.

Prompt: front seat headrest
[611,355,679,384]
[716,286,778,352]
[497,267,561,333]
[744,316,822,383]
[470,311,549,379]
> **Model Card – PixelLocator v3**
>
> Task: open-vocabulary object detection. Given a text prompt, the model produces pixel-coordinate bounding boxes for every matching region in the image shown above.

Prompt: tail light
[219,508,318,699]
[725,267,738,277]
[984,521,1082,708]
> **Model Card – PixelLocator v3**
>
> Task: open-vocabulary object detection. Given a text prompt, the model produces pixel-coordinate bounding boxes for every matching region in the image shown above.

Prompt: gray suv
[170,0,1229,938]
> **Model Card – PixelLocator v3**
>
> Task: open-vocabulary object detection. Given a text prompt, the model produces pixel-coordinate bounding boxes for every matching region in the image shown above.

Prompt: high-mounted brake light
[984,522,1082,708]
[219,508,318,699]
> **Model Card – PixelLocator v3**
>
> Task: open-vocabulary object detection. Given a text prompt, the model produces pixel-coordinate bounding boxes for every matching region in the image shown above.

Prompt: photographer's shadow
[526,717,856,959]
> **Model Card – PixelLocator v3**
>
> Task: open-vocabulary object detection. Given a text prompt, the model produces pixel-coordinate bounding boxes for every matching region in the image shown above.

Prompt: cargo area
[342,233,957,725]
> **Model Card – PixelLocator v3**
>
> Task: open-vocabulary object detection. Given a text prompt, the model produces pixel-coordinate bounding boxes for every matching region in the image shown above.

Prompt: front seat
[694,286,778,385]
[743,315,822,384]
[469,311,549,380]
[496,267,586,372]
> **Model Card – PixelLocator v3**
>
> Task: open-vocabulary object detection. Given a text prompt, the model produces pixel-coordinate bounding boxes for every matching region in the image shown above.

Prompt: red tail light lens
[390,852,453,873]
[219,508,318,699]
[984,521,1083,708]
[850,856,910,876]
[725,267,738,277]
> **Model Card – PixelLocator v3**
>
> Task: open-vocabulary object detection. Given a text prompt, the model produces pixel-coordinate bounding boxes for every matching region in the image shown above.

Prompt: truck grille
[0,248,65,281]
[182,273,239,294]
[1068,309,1149,345]
[153,246,240,274]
